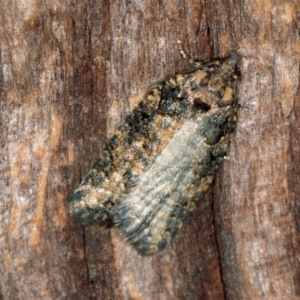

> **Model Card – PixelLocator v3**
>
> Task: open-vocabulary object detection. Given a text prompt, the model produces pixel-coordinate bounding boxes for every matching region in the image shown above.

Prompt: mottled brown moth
[70,50,240,255]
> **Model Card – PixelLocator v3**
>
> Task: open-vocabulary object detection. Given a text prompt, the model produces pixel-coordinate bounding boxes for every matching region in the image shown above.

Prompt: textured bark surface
[0,0,299,299]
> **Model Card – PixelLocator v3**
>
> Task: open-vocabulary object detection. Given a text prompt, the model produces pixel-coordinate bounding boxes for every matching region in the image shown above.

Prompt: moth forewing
[70,53,240,255]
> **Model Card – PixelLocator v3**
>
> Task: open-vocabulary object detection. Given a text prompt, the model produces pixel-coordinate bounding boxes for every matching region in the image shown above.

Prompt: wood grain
[0,0,299,299]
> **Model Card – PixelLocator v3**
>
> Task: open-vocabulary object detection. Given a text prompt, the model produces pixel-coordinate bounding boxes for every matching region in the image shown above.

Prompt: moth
[70,48,240,255]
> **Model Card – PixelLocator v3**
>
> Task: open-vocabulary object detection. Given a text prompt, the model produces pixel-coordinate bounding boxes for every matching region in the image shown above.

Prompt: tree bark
[0,0,299,299]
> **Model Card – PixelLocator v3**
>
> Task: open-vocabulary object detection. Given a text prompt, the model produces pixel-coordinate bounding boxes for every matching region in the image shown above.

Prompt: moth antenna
[177,40,204,68]
[177,40,222,69]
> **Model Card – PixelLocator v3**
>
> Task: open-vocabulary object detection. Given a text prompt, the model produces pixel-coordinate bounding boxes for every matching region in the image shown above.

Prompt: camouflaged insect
[70,50,240,255]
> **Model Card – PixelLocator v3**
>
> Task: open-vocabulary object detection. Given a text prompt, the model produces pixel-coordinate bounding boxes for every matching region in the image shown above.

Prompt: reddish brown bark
[0,1,300,299]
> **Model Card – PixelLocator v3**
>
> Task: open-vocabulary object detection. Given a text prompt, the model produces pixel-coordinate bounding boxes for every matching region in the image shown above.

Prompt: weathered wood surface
[0,1,299,299]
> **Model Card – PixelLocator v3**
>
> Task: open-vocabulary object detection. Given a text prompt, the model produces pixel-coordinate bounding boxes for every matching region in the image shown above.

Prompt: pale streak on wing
[113,110,213,253]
